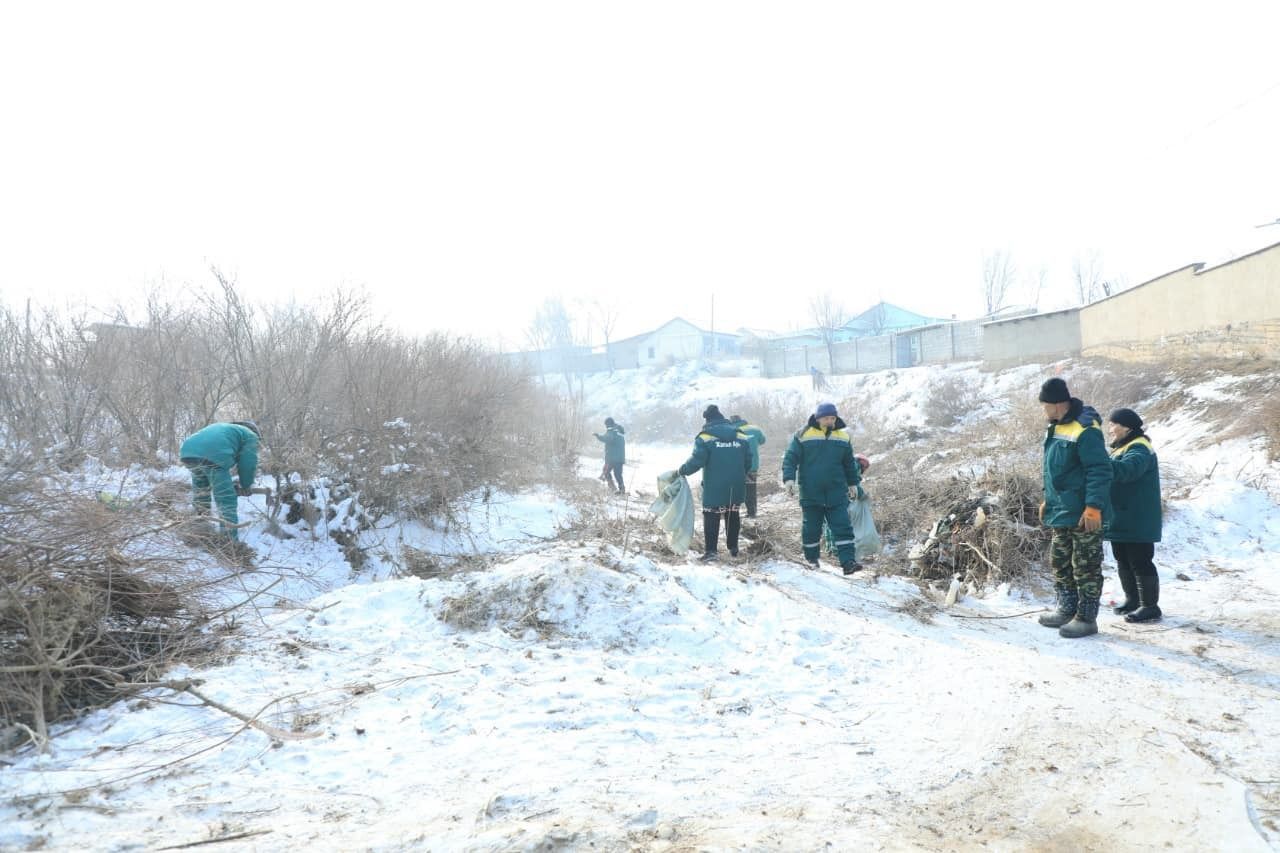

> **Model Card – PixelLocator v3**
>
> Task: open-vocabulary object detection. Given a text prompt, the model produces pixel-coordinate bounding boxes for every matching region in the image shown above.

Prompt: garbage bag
[648,470,694,554]
[848,495,882,560]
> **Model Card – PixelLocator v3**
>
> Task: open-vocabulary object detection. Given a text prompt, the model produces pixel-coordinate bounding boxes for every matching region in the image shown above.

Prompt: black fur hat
[1038,377,1070,404]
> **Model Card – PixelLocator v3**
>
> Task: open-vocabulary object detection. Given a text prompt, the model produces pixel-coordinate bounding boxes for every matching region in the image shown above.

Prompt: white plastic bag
[848,495,882,560]
[649,471,695,554]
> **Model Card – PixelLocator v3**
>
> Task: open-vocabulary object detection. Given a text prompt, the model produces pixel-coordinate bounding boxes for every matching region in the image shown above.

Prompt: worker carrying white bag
[648,470,695,554]
[848,493,882,560]
[842,453,881,560]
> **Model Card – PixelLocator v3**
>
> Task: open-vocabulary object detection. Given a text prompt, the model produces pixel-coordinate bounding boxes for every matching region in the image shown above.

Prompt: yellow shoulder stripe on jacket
[1111,436,1153,457]
[698,431,747,443]
[1051,419,1099,442]
[799,427,851,443]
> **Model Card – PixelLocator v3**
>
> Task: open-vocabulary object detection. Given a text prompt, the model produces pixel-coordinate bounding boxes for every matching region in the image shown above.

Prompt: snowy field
[3,360,1279,852]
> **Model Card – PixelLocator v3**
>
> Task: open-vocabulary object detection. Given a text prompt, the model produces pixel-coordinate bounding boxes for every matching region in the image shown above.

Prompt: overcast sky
[2,1,1278,349]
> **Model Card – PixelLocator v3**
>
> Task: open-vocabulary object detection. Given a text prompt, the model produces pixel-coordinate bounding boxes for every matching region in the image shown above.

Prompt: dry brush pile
[0,450,228,750]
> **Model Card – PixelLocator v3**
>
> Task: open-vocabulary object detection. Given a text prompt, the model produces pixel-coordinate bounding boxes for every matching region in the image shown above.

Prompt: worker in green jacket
[1036,378,1113,639]
[1104,408,1163,623]
[729,414,766,518]
[781,402,863,575]
[178,421,261,540]
[594,417,626,493]
[677,405,751,562]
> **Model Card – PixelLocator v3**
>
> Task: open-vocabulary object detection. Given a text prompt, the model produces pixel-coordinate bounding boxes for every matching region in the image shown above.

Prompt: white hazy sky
[2,1,1279,349]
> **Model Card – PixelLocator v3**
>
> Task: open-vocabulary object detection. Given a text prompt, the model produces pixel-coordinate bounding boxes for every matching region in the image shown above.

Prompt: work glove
[1038,501,1045,524]
[785,481,797,498]
[236,486,251,497]
[1078,506,1102,533]
[851,484,866,501]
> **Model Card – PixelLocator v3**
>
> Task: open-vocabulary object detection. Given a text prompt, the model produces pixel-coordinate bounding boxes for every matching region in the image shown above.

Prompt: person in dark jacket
[179,420,261,540]
[728,414,767,518]
[677,405,751,561]
[594,417,626,493]
[1036,378,1113,638]
[781,402,863,575]
[1104,407,1163,622]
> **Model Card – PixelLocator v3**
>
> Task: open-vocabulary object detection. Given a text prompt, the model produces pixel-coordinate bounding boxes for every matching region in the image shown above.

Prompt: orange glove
[1079,506,1102,532]
[1038,501,1045,524]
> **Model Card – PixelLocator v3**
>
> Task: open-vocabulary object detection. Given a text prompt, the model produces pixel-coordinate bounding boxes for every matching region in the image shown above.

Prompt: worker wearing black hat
[1104,408,1163,622]
[1036,377,1113,638]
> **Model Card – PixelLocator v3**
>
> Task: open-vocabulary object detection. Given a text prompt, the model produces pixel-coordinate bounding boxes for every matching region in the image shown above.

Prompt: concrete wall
[1081,244,1280,360]
[855,335,893,371]
[982,309,1081,366]
[913,320,983,364]
[762,325,973,378]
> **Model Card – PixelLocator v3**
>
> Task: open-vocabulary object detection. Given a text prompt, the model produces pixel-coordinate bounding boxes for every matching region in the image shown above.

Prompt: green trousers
[803,502,855,565]
[186,461,240,540]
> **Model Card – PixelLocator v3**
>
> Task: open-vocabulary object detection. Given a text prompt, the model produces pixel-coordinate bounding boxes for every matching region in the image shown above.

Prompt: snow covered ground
[3,359,1279,851]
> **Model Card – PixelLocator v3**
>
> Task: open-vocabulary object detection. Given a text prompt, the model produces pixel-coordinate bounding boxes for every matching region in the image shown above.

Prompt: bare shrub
[924,375,982,428]
[6,276,557,575]
[0,453,219,749]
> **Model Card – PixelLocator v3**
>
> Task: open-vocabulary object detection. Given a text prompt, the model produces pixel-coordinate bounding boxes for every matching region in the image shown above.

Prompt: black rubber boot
[725,510,741,558]
[1113,565,1139,615]
[702,511,720,559]
[841,561,863,576]
[1038,586,1079,628]
[1126,573,1162,622]
[1059,596,1100,638]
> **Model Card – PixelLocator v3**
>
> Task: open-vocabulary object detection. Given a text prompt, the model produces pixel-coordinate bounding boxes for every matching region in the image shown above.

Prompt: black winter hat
[604,417,615,427]
[1038,377,1070,404]
[1109,408,1143,431]
[702,404,723,422]
[233,420,261,438]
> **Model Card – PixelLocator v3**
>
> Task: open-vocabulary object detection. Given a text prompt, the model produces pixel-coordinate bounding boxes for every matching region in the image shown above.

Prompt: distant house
[838,301,949,339]
[621,317,740,367]
[504,317,743,375]
[757,302,946,351]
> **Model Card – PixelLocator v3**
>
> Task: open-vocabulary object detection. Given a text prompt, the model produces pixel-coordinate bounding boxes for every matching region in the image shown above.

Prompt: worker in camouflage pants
[1050,527,1104,610]
[1036,377,1112,638]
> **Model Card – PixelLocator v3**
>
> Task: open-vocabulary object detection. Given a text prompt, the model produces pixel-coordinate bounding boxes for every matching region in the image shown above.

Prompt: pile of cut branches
[905,466,1049,590]
[0,450,217,750]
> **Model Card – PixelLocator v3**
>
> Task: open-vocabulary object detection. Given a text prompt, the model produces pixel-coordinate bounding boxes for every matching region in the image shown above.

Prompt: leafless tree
[1027,266,1048,311]
[527,297,580,382]
[1073,251,1106,305]
[808,291,848,370]
[589,299,621,374]
[982,251,1017,317]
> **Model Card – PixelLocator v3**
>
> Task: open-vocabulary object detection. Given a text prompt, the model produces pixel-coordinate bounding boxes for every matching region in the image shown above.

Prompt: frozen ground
[2,359,1279,852]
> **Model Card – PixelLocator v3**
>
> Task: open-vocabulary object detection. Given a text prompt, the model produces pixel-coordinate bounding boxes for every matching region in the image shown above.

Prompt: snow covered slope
[3,358,1278,851]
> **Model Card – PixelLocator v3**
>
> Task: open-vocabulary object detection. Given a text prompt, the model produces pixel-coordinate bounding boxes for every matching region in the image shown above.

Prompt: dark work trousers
[603,462,625,492]
[703,507,742,555]
[802,502,855,565]
[1112,541,1156,578]
[744,471,759,518]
